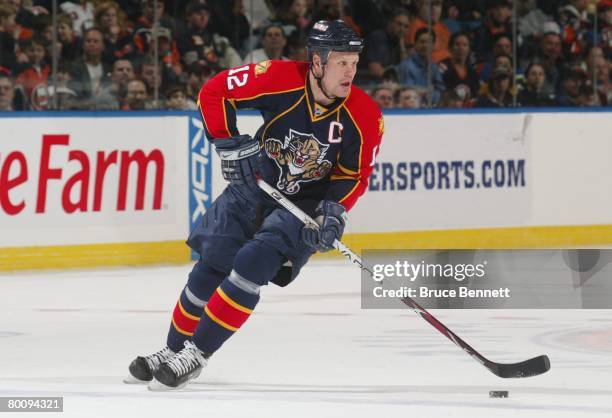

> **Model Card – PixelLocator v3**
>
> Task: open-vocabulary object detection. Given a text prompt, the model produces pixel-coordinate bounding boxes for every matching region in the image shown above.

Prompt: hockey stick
[258,179,551,378]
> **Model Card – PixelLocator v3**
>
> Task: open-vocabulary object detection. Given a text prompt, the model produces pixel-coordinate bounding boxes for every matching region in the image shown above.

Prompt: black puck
[489,391,509,398]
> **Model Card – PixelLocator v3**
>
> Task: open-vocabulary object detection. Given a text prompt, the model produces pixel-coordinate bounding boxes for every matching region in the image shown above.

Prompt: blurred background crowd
[0,0,610,111]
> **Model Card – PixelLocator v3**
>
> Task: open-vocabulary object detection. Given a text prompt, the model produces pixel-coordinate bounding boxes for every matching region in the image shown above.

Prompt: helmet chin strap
[310,66,336,101]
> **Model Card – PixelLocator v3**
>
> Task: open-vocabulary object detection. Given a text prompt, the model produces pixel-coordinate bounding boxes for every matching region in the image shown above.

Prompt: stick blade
[491,355,551,378]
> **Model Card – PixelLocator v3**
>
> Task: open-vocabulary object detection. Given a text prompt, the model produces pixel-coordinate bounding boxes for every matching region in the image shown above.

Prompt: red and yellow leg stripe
[171,300,201,336]
[204,287,253,332]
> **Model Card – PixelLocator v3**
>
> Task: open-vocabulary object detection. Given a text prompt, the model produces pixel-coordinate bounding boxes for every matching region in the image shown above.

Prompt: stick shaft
[257,179,498,371]
[257,179,550,378]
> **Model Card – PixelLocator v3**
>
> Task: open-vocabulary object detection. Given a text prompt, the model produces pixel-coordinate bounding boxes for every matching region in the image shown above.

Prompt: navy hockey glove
[214,135,261,189]
[301,201,347,253]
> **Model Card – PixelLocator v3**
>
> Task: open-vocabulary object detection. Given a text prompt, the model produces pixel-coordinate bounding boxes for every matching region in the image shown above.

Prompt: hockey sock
[192,271,260,354]
[192,240,285,354]
[166,287,204,352]
[166,261,225,352]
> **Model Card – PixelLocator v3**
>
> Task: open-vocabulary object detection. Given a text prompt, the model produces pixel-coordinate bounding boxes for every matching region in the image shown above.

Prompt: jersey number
[227,66,249,90]
[370,145,379,166]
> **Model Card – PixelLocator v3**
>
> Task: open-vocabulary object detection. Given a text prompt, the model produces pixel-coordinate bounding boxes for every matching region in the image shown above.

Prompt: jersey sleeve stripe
[330,174,358,181]
[197,98,212,136]
[222,98,231,137]
[336,162,359,176]
[339,180,361,206]
[338,105,365,206]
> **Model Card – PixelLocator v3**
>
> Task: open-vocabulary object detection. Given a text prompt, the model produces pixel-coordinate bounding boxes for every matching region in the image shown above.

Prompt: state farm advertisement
[0,116,189,247]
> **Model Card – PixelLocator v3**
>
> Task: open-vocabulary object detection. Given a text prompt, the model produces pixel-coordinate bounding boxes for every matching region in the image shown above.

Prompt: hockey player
[125,20,384,390]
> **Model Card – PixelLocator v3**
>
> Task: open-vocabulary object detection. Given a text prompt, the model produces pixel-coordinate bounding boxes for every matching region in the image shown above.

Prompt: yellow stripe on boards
[0,241,189,272]
[2,225,611,270]
[313,224,612,259]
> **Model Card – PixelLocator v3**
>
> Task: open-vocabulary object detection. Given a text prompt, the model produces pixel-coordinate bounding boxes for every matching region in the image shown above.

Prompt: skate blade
[148,378,188,392]
[123,374,150,385]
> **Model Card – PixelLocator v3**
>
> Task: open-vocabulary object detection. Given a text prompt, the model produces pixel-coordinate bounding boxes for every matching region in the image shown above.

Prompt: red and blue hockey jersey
[198,60,383,211]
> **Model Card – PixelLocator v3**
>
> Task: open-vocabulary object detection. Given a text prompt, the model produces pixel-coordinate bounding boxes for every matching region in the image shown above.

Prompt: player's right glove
[301,200,347,253]
[214,135,261,190]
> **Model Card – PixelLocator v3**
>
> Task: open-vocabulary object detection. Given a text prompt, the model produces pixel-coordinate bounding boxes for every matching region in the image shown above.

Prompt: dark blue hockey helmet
[307,20,363,65]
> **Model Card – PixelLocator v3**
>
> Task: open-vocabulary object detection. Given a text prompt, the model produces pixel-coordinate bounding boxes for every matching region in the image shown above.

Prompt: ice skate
[124,346,174,384]
[148,341,208,391]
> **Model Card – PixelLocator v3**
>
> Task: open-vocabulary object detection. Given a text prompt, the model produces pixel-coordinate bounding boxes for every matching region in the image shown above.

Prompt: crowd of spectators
[364,0,611,108]
[0,0,610,111]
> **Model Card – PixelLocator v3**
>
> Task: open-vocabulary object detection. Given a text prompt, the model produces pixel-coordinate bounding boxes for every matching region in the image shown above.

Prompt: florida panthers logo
[265,129,332,194]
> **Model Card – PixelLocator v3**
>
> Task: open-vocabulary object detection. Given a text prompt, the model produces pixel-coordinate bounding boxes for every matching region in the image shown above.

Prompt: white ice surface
[1,260,611,418]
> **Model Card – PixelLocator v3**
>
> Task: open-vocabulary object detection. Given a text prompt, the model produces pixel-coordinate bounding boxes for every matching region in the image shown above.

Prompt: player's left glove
[301,200,347,253]
[214,134,261,190]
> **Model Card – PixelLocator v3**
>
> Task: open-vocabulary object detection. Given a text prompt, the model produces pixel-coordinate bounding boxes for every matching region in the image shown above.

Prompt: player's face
[322,51,359,98]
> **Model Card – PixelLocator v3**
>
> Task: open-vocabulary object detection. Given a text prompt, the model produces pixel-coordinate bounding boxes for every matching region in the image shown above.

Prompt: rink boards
[0,109,611,271]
